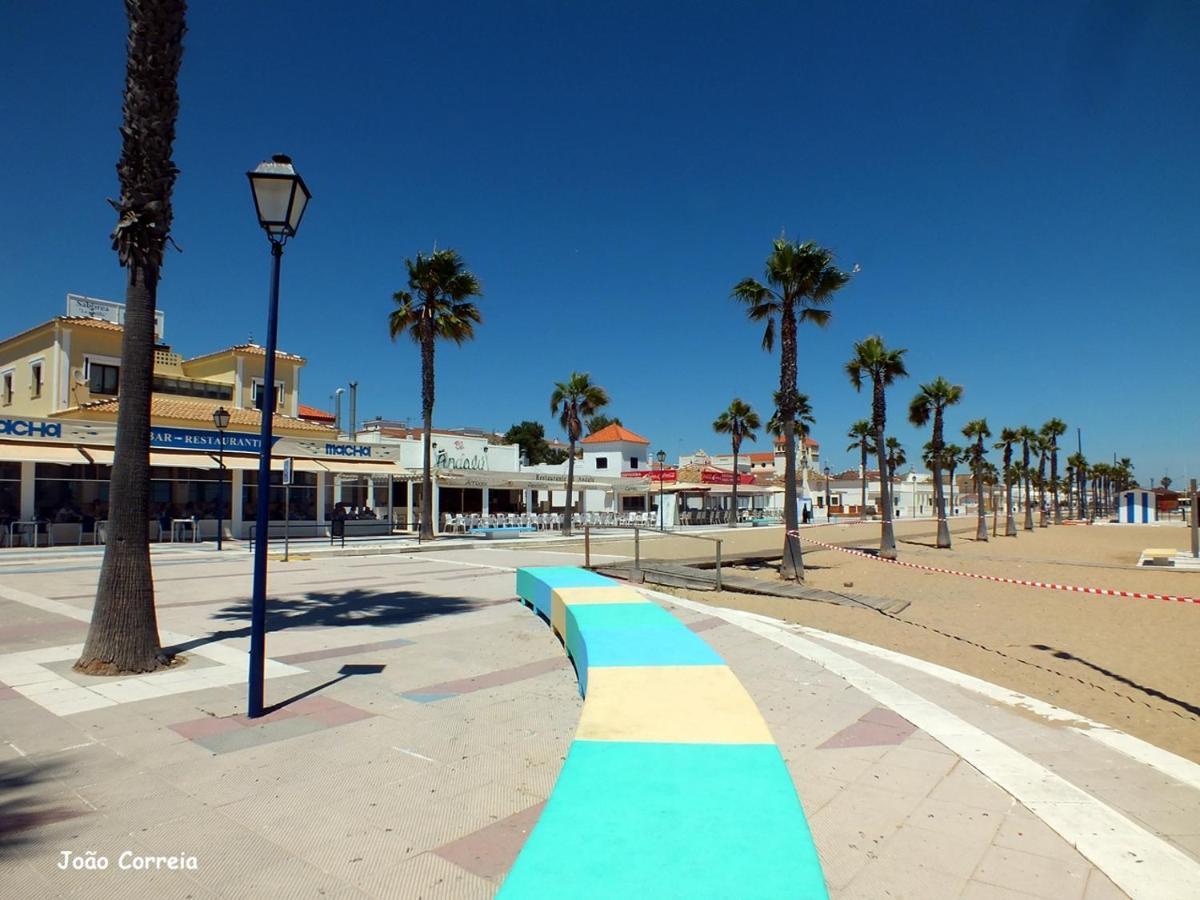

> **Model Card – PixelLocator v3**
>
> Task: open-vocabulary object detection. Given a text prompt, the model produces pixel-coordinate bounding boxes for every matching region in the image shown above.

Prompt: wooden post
[715,540,723,591]
[584,524,591,568]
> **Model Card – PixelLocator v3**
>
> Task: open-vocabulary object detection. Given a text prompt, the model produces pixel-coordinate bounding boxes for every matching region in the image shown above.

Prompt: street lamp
[246,154,310,719]
[212,406,230,552]
[824,465,831,517]
[656,449,667,530]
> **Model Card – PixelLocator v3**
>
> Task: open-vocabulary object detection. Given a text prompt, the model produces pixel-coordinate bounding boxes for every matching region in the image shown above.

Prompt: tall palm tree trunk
[933,415,950,548]
[874,384,896,559]
[1052,449,1062,524]
[974,464,987,541]
[563,439,576,536]
[1038,455,1049,527]
[730,444,739,527]
[420,335,435,540]
[779,310,802,580]
[76,0,186,676]
[860,445,868,515]
[78,265,164,674]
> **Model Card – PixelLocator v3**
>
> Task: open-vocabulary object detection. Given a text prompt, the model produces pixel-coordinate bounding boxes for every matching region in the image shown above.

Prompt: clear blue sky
[2,1,1197,483]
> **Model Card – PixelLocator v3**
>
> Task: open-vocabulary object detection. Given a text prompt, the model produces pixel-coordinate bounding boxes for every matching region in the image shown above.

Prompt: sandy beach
[613,520,1200,762]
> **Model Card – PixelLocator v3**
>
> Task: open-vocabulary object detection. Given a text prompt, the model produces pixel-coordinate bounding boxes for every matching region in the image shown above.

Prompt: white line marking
[6,742,26,757]
[650,590,1200,900]
[404,555,515,572]
[392,746,437,763]
[785,623,1200,794]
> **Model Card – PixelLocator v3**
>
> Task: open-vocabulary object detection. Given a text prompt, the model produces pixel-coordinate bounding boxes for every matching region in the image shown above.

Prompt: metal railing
[583,524,724,591]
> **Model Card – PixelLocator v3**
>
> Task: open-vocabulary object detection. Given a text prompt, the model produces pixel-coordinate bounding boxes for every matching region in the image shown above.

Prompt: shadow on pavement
[1031,643,1200,718]
[164,588,483,655]
[268,663,387,714]
[0,759,88,862]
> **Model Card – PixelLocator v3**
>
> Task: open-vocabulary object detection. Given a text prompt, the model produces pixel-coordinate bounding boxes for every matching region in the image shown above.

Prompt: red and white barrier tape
[789,530,1200,606]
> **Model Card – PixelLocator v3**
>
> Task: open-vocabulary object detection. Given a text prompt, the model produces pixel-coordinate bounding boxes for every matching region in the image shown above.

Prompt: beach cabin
[1117,489,1158,524]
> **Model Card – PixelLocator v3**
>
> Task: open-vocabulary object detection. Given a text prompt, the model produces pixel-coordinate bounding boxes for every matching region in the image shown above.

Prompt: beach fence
[1116,489,1158,524]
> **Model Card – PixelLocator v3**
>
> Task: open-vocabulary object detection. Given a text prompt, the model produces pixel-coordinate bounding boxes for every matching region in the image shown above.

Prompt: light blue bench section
[469,526,537,538]
[564,602,723,694]
[499,740,828,899]
[515,566,614,618]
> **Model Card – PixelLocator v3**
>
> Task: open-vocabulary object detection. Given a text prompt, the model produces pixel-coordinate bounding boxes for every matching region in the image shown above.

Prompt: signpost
[283,458,294,562]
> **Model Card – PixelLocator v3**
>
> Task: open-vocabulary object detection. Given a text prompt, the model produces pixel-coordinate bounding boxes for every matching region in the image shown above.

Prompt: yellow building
[0,302,409,544]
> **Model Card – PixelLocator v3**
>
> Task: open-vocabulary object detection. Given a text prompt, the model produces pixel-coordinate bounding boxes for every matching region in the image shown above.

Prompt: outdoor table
[10,520,52,548]
[170,518,200,543]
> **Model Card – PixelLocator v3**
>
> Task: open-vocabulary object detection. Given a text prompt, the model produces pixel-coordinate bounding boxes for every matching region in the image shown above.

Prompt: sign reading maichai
[0,418,62,439]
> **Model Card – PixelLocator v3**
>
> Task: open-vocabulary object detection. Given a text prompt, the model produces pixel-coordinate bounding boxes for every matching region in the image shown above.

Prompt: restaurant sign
[700,470,755,485]
[622,468,677,483]
[150,426,278,453]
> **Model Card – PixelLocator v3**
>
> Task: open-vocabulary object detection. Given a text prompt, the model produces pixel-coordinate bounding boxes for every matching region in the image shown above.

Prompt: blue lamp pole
[246,154,311,718]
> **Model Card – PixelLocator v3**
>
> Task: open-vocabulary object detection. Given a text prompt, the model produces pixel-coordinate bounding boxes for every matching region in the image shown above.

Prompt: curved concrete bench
[503,566,827,899]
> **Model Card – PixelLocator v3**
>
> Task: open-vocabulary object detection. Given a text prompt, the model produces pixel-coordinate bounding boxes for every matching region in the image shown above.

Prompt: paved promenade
[0,539,1196,898]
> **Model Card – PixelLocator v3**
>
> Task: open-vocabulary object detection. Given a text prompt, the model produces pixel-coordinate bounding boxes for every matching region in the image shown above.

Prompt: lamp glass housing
[212,406,231,431]
[248,155,311,238]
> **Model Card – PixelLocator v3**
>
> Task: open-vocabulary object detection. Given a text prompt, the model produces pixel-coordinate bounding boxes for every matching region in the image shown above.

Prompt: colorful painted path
[502,566,827,898]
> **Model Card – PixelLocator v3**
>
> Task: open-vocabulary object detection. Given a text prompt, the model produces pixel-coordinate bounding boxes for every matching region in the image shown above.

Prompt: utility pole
[1191,479,1198,559]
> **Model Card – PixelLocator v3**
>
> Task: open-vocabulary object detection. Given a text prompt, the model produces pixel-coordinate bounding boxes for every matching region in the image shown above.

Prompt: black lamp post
[212,406,230,551]
[824,465,831,517]
[246,154,310,719]
[656,449,667,530]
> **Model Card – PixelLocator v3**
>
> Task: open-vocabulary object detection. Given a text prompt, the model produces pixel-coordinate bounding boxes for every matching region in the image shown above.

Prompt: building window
[628,457,638,469]
[153,375,231,401]
[252,380,285,411]
[595,457,608,470]
[88,363,120,395]
[31,362,43,398]
[2,371,12,406]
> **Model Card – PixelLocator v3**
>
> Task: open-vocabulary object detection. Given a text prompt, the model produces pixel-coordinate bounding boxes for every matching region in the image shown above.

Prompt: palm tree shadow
[164,588,487,655]
[0,759,89,861]
[1030,644,1200,718]
[899,539,938,549]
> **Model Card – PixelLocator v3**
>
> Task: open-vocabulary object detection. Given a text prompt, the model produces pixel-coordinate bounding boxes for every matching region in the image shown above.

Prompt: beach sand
[611,520,1200,762]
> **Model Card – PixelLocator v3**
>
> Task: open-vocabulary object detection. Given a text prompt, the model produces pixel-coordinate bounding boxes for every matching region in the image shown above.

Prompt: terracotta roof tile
[184,343,305,364]
[56,398,336,434]
[298,404,336,422]
[581,423,650,445]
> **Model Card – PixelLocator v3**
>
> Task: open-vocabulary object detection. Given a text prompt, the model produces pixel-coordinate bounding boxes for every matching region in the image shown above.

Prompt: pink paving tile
[306,703,374,727]
[0,684,22,701]
[861,706,915,730]
[231,706,301,726]
[433,802,546,881]
[170,716,245,740]
[410,657,567,696]
[286,695,341,713]
[818,707,917,750]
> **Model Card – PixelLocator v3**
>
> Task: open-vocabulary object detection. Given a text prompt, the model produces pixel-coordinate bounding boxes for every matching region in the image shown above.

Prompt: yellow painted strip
[550,585,649,638]
[577,665,774,745]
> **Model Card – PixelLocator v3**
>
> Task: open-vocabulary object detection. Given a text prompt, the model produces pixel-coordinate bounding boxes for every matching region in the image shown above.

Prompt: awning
[148,451,221,470]
[0,443,91,464]
[326,459,409,476]
[208,454,285,471]
[81,448,114,465]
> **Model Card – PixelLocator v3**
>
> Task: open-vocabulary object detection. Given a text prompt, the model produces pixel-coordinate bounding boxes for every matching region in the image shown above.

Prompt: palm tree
[551,372,610,536]
[996,428,1019,536]
[945,443,965,516]
[1015,426,1038,531]
[1069,453,1089,519]
[885,436,907,486]
[733,239,853,580]
[1034,435,1050,527]
[713,399,761,527]
[1040,418,1067,524]
[846,420,875,516]
[76,0,187,676]
[962,419,991,541]
[908,376,964,548]
[846,336,909,559]
[389,250,483,540]
[766,389,814,441]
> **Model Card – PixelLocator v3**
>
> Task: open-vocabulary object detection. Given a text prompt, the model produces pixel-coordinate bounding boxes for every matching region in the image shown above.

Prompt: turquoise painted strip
[499,740,828,899]
[516,567,615,616]
[565,602,723,694]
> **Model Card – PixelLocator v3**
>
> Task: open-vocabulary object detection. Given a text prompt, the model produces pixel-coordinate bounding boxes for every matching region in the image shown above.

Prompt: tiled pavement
[0,543,1196,898]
